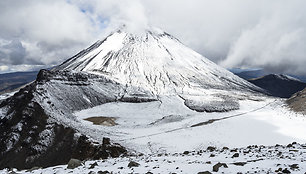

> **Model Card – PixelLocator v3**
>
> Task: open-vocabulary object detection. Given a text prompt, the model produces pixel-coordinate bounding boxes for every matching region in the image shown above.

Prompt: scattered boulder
[213,162,228,172]
[209,154,215,157]
[287,143,293,148]
[232,162,247,166]
[89,162,98,169]
[282,168,291,173]
[289,164,299,170]
[275,168,282,172]
[230,149,238,152]
[97,171,109,174]
[198,171,212,174]
[128,161,140,168]
[67,159,82,169]
[222,147,229,150]
[207,146,216,152]
[232,153,239,158]
[102,137,111,145]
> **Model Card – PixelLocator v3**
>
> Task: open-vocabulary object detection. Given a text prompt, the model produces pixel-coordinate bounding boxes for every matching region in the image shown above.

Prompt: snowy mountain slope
[54,27,266,114]
[56,27,262,96]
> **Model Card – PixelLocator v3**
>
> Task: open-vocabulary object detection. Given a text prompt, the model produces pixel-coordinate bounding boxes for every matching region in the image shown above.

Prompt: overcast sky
[0,0,306,75]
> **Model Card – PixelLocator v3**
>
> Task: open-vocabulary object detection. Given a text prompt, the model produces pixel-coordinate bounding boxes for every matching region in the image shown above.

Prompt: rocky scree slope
[5,142,306,174]
[287,87,306,115]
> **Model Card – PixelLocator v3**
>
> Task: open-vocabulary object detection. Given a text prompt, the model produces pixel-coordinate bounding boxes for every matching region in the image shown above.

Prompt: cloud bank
[0,0,306,75]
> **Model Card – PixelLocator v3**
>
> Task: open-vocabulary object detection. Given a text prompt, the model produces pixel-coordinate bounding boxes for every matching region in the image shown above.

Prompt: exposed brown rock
[287,87,306,115]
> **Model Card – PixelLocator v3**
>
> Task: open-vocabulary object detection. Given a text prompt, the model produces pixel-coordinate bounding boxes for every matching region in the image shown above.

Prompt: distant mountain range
[231,68,306,83]
[229,68,306,98]
[0,71,38,94]
[248,74,306,98]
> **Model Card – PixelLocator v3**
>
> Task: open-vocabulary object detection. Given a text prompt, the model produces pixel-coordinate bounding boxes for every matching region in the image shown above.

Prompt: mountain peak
[113,25,180,44]
[55,27,260,96]
[249,73,306,98]
[253,74,301,82]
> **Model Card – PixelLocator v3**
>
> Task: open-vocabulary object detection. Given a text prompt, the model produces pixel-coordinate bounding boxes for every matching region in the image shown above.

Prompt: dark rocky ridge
[0,69,128,170]
[248,74,306,98]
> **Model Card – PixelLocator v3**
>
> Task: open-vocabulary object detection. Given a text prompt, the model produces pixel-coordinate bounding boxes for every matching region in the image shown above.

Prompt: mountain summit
[56,27,260,95]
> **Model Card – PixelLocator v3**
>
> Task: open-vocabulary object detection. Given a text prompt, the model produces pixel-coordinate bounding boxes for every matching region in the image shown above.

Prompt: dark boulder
[67,159,82,169]
[198,171,212,174]
[231,153,239,158]
[213,162,228,172]
[128,161,140,168]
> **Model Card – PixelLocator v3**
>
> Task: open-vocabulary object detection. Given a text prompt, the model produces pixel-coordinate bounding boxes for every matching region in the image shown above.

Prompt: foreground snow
[3,142,306,174]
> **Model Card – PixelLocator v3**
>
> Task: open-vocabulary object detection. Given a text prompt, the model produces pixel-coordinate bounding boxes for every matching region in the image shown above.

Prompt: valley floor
[74,95,306,154]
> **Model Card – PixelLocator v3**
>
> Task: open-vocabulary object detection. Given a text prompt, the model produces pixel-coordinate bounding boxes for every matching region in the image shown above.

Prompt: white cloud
[0,0,103,66]
[0,0,306,75]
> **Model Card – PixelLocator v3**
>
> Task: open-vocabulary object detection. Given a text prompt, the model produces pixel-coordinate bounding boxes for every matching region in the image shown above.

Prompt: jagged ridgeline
[0,27,264,169]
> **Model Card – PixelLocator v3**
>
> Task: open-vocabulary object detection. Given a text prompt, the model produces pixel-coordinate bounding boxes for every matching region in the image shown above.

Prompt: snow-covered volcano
[0,27,274,170]
[56,27,260,95]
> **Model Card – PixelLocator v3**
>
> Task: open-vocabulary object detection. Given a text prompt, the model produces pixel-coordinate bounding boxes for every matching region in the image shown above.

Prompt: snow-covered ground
[73,96,306,154]
[3,142,306,173]
[3,96,304,174]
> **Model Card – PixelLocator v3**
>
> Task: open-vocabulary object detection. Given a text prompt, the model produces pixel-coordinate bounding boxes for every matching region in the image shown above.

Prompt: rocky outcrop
[287,87,306,114]
[0,70,127,170]
[184,98,239,112]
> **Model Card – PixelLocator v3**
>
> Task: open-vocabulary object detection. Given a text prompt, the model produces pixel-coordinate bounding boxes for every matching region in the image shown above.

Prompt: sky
[0,0,306,75]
